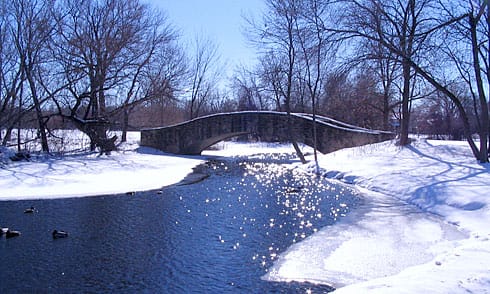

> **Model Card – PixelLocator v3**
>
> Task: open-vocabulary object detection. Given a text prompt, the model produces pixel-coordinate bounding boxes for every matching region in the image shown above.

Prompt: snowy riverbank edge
[0,145,205,201]
[266,138,490,293]
[1,137,489,293]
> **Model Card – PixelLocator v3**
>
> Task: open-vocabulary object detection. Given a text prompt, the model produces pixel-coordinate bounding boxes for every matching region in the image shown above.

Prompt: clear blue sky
[149,0,264,74]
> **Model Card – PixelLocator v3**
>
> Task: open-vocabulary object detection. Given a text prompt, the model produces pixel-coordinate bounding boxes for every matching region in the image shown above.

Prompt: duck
[5,229,21,238]
[24,206,36,213]
[52,230,68,239]
[0,227,8,236]
[285,186,304,194]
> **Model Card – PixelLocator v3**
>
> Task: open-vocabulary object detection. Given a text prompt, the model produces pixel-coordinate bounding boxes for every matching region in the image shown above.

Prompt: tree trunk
[407,60,480,159]
[399,61,411,146]
[121,108,129,143]
[285,105,306,163]
[72,118,117,154]
[17,126,21,152]
[287,113,306,163]
[312,94,320,174]
[286,105,306,164]
[2,127,13,146]
[292,140,306,163]
[25,67,49,153]
[383,91,390,131]
[469,14,489,163]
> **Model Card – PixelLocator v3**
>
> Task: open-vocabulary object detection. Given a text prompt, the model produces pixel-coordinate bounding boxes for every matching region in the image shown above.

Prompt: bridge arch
[140,111,393,155]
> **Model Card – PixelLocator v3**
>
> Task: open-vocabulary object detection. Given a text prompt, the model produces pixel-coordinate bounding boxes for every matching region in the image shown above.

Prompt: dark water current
[0,153,361,293]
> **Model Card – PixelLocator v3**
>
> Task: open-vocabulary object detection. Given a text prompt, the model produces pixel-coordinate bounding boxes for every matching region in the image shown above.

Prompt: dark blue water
[0,154,360,293]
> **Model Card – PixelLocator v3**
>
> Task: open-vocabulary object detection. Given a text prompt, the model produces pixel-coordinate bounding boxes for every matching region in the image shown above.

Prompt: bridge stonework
[140,111,393,155]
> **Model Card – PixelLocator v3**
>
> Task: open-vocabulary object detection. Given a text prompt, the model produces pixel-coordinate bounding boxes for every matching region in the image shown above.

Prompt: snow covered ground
[0,133,204,200]
[264,139,490,293]
[1,132,489,293]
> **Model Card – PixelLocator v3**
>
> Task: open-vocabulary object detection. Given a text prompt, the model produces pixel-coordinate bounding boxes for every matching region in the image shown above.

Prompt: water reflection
[187,153,360,271]
[0,153,360,293]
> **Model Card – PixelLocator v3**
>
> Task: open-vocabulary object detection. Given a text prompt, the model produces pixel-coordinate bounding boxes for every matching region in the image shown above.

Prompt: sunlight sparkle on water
[201,153,360,271]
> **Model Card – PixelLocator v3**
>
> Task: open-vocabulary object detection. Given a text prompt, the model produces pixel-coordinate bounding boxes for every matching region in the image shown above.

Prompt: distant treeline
[0,0,488,162]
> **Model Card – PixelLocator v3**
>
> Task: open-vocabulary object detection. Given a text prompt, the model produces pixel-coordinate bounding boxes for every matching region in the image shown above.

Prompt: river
[0,153,361,293]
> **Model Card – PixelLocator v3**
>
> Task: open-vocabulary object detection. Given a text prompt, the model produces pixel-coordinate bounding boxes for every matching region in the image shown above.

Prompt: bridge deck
[141,111,394,155]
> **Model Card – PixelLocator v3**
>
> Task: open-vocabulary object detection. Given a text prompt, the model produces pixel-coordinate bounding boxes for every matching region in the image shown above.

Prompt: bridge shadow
[135,146,204,160]
[210,152,310,164]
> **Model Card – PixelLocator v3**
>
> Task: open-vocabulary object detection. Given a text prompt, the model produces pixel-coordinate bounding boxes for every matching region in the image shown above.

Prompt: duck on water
[1,228,21,238]
[52,230,68,239]
[24,206,36,213]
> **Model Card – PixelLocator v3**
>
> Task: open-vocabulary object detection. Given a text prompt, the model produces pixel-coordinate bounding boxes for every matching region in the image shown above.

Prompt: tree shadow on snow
[405,140,489,212]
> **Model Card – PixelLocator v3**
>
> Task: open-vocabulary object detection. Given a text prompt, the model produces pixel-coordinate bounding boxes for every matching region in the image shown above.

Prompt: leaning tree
[331,0,489,162]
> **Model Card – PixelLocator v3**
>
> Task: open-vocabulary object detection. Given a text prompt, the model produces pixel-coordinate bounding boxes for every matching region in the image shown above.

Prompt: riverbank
[265,138,489,293]
[1,134,489,292]
[0,142,204,200]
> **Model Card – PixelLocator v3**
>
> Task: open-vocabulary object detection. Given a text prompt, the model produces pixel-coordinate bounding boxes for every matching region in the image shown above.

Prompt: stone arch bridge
[140,111,393,155]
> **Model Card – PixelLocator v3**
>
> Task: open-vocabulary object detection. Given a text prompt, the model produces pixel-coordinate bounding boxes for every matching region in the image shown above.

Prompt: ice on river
[263,189,467,288]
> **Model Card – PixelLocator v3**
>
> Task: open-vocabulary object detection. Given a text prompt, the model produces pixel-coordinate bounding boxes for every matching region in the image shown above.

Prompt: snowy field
[1,132,489,292]
[0,132,203,200]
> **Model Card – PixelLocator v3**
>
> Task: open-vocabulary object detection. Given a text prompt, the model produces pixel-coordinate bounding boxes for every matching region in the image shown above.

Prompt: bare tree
[294,0,335,172]
[328,0,489,162]
[51,0,179,153]
[186,35,221,119]
[116,24,183,142]
[256,52,286,111]
[439,1,489,162]
[357,39,401,131]
[339,0,436,146]
[413,86,474,140]
[4,0,54,152]
[389,1,489,162]
[0,2,24,146]
[232,65,272,111]
[246,0,307,163]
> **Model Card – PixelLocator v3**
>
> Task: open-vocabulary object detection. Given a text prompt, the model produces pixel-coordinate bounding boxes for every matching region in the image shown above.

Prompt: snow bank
[264,138,490,293]
[0,135,204,200]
